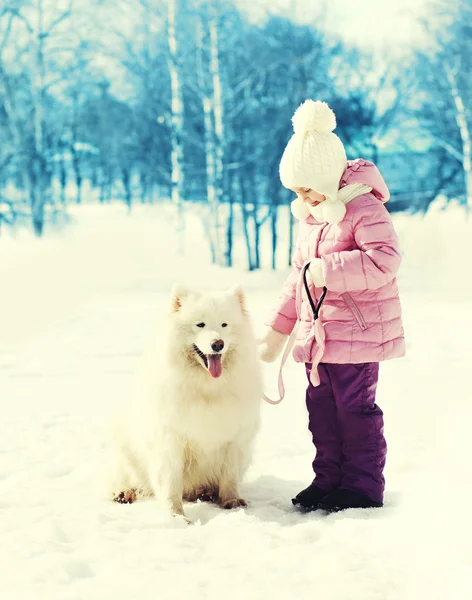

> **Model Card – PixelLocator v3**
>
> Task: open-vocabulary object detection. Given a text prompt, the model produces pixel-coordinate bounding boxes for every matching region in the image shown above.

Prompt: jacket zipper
[314,224,329,260]
[342,293,368,330]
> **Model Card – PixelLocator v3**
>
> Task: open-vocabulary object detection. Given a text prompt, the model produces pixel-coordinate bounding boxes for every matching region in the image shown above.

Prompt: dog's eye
[196,323,205,328]
[221,323,228,328]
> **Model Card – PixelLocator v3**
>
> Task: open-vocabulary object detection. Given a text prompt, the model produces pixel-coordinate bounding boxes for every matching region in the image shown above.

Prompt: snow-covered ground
[1,202,471,600]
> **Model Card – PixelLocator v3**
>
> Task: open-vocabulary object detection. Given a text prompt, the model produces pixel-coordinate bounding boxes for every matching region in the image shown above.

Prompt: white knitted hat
[280,100,348,224]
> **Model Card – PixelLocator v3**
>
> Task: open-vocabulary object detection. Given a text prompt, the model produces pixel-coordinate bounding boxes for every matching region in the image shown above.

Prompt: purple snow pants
[305,362,386,504]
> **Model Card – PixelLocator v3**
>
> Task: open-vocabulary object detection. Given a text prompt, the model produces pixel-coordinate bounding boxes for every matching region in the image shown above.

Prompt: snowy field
[1,202,471,600]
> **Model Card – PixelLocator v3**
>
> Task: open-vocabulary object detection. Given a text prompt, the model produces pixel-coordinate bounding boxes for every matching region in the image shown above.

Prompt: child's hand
[258,328,288,363]
[308,258,326,287]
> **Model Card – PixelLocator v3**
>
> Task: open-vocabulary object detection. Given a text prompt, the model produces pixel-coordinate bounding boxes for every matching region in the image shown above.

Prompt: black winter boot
[292,483,331,510]
[317,488,383,513]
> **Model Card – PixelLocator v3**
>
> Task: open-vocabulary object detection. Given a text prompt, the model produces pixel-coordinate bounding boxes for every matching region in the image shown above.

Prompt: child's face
[292,187,326,207]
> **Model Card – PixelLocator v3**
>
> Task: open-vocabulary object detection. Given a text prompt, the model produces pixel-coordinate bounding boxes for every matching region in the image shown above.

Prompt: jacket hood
[340,159,390,204]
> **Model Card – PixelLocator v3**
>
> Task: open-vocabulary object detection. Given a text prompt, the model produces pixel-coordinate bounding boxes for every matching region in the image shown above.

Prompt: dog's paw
[184,486,218,503]
[113,489,137,504]
[221,497,247,510]
[197,489,218,503]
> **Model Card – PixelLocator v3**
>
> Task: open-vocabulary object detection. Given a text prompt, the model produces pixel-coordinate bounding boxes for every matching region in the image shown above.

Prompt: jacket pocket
[342,293,368,331]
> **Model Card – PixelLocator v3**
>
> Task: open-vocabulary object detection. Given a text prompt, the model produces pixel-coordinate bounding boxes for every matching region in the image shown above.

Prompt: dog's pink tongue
[207,354,222,378]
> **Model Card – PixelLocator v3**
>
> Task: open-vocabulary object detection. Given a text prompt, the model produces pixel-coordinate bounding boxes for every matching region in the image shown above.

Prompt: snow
[1,202,471,600]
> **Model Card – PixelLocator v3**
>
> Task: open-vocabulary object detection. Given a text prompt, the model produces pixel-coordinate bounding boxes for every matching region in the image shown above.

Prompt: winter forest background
[1,3,472,596]
[0,0,470,269]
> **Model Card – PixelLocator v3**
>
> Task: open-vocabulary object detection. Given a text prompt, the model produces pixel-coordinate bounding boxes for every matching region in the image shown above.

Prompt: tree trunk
[71,150,82,204]
[242,208,255,271]
[239,175,254,271]
[268,173,282,270]
[226,196,233,268]
[209,9,226,264]
[244,165,267,271]
[225,173,234,268]
[288,208,294,266]
[196,18,218,263]
[59,158,67,205]
[270,203,278,270]
[466,171,472,217]
[140,171,149,204]
[122,167,132,210]
[30,0,48,237]
[167,0,185,252]
[445,63,472,211]
[29,156,45,236]
[196,9,226,265]
[99,170,106,203]
[254,212,261,269]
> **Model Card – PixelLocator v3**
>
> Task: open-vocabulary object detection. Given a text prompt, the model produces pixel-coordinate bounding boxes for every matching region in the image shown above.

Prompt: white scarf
[291,183,372,224]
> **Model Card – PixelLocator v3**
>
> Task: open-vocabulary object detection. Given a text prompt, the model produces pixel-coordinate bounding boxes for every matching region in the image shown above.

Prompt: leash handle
[262,322,299,405]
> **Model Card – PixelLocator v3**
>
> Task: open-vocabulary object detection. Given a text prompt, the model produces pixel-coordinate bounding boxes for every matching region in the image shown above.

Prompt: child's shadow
[185,475,399,526]
[246,475,328,525]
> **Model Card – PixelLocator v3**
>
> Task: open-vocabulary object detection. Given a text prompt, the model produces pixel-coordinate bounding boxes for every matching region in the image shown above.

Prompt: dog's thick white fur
[107,284,262,521]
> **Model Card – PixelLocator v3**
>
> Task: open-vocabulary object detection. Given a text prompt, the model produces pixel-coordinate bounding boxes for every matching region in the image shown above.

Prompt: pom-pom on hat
[279,100,348,223]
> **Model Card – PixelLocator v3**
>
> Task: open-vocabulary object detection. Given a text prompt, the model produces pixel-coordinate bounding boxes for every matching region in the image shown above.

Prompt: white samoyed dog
[107,284,262,521]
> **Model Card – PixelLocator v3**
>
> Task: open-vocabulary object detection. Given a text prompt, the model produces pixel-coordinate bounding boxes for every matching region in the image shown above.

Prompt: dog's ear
[229,284,246,314]
[171,284,189,312]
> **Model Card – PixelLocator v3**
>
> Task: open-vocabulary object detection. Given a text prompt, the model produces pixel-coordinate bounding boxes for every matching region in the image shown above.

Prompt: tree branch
[46,5,72,36]
[0,11,14,54]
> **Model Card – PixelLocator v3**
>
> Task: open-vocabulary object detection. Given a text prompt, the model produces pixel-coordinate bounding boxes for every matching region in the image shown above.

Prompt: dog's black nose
[211,339,224,353]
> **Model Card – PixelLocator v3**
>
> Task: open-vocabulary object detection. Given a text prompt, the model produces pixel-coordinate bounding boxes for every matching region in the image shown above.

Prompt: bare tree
[416,0,472,211]
[0,0,87,235]
[99,0,173,205]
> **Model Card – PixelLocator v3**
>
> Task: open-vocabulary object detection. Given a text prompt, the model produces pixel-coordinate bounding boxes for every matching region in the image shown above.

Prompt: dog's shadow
[184,475,324,527]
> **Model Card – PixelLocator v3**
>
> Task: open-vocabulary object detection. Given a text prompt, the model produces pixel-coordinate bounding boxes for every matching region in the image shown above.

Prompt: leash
[262,263,327,405]
[302,264,327,321]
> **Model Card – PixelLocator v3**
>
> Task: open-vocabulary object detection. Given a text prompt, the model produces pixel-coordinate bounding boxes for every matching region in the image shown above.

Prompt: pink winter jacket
[268,159,405,371]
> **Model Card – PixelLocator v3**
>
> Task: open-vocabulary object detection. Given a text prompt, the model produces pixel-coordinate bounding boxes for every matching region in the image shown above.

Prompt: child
[260,100,404,513]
